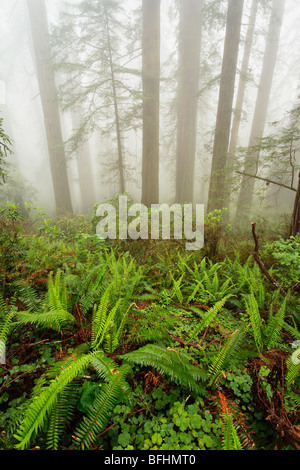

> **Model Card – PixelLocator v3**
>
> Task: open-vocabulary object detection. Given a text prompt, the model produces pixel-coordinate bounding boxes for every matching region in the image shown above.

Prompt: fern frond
[171,274,184,304]
[111,302,135,352]
[15,310,75,332]
[73,365,131,449]
[0,311,15,344]
[265,297,287,349]
[121,343,206,392]
[245,291,263,353]
[14,351,97,450]
[14,282,41,312]
[188,295,232,342]
[222,412,244,450]
[89,350,120,381]
[46,381,80,450]
[286,353,300,387]
[91,285,112,348]
[208,330,241,386]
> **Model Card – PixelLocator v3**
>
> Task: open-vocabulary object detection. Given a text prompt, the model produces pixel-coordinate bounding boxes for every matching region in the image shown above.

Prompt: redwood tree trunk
[224,0,259,214]
[175,0,203,204]
[207,0,244,213]
[71,113,96,214]
[105,7,125,194]
[235,0,286,223]
[27,0,73,215]
[141,0,160,207]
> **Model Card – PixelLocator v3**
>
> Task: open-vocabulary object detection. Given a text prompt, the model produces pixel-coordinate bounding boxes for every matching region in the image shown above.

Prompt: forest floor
[0,210,299,451]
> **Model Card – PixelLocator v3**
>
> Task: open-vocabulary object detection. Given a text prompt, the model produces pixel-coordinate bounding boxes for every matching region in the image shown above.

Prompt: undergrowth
[0,204,299,451]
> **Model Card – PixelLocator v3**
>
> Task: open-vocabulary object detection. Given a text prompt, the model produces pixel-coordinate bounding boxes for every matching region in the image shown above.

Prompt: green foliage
[121,343,206,393]
[265,234,300,286]
[0,209,298,451]
[91,283,134,353]
[0,117,13,184]
[245,290,288,353]
[221,411,243,450]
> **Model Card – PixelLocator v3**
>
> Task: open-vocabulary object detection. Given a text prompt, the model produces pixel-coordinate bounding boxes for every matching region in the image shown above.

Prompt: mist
[0,0,299,229]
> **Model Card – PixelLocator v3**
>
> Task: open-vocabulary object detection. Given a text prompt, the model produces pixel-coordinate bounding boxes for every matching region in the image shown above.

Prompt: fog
[0,0,299,226]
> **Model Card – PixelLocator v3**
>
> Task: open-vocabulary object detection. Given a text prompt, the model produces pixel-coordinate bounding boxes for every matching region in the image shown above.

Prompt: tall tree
[141,0,160,207]
[235,0,286,223]
[175,0,203,204]
[51,0,139,196]
[224,0,259,212]
[71,112,96,213]
[207,0,244,213]
[27,0,73,215]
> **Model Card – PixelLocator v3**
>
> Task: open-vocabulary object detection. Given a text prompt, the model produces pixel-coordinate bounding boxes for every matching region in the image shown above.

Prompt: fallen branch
[166,331,203,350]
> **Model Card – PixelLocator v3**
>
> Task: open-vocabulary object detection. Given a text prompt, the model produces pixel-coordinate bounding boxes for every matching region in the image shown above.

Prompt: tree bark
[235,0,286,223]
[141,0,160,207]
[175,0,203,204]
[27,0,73,215]
[207,0,244,213]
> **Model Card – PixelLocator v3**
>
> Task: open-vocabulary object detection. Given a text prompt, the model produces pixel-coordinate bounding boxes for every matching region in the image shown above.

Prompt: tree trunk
[105,7,125,194]
[207,0,244,213]
[141,0,160,207]
[27,0,73,216]
[71,113,96,214]
[289,172,300,237]
[235,0,286,224]
[175,0,203,204]
[224,0,259,213]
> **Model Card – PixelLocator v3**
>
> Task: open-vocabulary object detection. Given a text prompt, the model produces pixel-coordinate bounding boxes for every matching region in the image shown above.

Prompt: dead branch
[235,170,297,192]
[251,222,287,295]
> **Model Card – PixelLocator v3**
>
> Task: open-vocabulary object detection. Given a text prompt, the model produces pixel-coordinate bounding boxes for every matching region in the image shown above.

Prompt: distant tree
[207,0,244,213]
[235,0,286,223]
[51,0,141,196]
[27,0,73,216]
[0,116,12,184]
[141,0,160,207]
[236,102,300,235]
[223,0,259,213]
[175,0,204,204]
[71,111,96,213]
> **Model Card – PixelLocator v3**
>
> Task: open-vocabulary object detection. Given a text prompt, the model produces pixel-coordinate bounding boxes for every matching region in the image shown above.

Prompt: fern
[245,291,263,353]
[73,364,131,449]
[14,351,97,449]
[121,343,206,393]
[171,274,184,304]
[222,412,244,450]
[187,295,232,342]
[265,296,287,349]
[91,283,134,353]
[15,310,75,332]
[286,353,300,387]
[0,298,15,361]
[48,270,68,312]
[208,330,242,386]
[13,282,41,312]
[46,381,80,450]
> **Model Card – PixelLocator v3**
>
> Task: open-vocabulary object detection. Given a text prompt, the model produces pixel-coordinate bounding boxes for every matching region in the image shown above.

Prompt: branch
[235,171,297,192]
[251,222,287,296]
